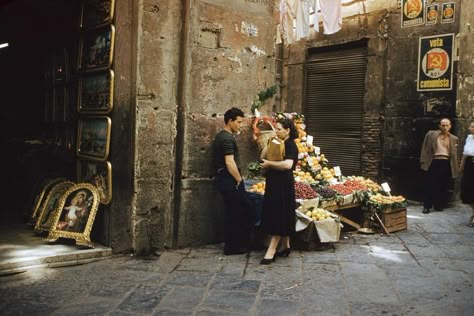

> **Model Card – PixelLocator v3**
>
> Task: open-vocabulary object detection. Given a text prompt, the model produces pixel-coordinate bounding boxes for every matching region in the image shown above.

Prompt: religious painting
[79,25,115,71]
[29,178,68,224]
[78,69,114,114]
[77,116,111,160]
[441,2,455,24]
[77,159,112,204]
[401,0,425,28]
[34,181,75,233]
[81,0,115,29]
[46,183,100,248]
[417,33,454,92]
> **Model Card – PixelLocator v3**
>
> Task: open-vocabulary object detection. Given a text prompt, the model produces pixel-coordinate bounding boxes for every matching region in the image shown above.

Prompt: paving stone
[210,275,261,293]
[176,256,222,273]
[165,271,214,287]
[423,233,465,245]
[339,262,399,304]
[195,310,247,315]
[51,297,119,316]
[158,286,205,310]
[438,245,474,260]
[404,244,448,259]
[153,310,194,316]
[350,302,402,316]
[200,290,256,313]
[1,302,58,316]
[255,298,302,316]
[116,284,172,314]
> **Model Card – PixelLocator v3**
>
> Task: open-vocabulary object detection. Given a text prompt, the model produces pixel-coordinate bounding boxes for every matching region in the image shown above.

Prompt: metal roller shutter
[304,46,367,176]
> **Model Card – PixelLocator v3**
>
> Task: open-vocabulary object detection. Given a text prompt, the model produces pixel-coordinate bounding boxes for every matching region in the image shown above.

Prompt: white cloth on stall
[319,0,342,35]
[295,0,310,40]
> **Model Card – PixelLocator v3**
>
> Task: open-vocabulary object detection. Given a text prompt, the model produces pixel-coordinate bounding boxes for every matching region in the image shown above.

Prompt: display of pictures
[441,2,455,24]
[401,0,425,28]
[46,183,100,248]
[79,25,115,71]
[425,3,438,26]
[77,116,111,160]
[81,0,115,29]
[77,159,112,204]
[417,33,454,92]
[34,181,75,233]
[78,69,114,113]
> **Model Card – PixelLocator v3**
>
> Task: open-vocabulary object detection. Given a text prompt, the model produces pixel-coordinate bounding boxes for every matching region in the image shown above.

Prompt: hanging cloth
[319,0,342,35]
[295,0,310,40]
[280,0,297,44]
[310,0,319,32]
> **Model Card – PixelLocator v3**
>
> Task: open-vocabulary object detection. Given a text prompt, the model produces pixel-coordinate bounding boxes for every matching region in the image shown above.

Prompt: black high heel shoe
[260,255,276,265]
[276,248,291,257]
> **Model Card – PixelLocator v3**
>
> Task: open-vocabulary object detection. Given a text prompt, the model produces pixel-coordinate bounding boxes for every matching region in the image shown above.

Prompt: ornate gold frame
[30,178,68,222]
[45,183,100,248]
[80,0,116,29]
[78,69,114,114]
[79,24,115,72]
[77,116,112,161]
[77,159,112,204]
[34,181,75,233]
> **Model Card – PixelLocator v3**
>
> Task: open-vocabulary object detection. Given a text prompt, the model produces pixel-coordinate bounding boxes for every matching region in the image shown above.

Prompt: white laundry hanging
[319,0,342,35]
[280,0,297,44]
[295,0,310,40]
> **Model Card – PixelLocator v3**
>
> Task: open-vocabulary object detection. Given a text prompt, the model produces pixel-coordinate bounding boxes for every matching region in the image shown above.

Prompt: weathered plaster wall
[176,0,278,247]
[133,0,182,253]
[132,0,277,252]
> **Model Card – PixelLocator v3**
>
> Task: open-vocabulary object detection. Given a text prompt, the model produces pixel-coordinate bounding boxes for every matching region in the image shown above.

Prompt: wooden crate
[381,208,407,233]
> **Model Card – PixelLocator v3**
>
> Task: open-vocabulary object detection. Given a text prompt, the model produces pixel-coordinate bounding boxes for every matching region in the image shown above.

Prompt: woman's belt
[433,155,449,160]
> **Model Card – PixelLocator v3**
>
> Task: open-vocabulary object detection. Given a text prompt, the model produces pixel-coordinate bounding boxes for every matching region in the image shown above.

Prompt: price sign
[314,146,321,155]
[381,182,391,192]
[306,135,314,146]
[307,156,313,166]
[333,166,342,177]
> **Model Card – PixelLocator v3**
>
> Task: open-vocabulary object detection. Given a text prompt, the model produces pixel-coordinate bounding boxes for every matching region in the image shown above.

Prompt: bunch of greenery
[251,85,278,115]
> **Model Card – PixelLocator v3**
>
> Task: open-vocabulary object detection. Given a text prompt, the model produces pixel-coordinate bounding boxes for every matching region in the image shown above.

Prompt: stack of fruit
[305,207,333,221]
[294,182,318,199]
[315,166,335,183]
[247,181,266,195]
[369,193,405,205]
[345,176,381,192]
[293,170,316,185]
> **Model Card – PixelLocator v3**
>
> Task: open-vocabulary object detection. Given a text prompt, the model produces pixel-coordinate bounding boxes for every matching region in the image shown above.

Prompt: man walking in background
[420,118,459,214]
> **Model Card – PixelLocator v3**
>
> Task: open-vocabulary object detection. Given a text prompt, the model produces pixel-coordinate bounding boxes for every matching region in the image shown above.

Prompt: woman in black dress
[460,121,474,227]
[259,118,298,264]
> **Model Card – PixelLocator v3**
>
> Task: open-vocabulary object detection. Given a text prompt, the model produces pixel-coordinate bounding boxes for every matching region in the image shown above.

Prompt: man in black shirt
[213,107,251,255]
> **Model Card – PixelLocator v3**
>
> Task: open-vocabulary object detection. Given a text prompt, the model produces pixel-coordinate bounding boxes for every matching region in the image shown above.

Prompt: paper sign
[314,147,321,155]
[307,156,313,166]
[381,182,391,192]
[333,166,341,177]
[306,135,314,146]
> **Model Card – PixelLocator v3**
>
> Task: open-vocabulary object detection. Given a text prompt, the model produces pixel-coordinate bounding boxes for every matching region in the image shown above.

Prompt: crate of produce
[370,208,407,233]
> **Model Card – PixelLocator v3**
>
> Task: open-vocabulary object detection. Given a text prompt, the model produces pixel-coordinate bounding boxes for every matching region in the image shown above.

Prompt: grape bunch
[313,186,337,199]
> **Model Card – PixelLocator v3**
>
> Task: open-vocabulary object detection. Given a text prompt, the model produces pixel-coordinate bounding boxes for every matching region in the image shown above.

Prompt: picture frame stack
[76,0,115,207]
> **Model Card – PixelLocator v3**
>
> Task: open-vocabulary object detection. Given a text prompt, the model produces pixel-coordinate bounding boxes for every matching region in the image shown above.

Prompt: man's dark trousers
[423,159,452,210]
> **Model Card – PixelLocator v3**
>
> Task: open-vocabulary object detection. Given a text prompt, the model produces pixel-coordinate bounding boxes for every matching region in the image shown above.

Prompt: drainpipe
[172,0,190,248]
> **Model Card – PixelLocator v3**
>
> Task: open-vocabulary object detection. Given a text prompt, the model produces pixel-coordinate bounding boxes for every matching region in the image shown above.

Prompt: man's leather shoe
[422,208,431,214]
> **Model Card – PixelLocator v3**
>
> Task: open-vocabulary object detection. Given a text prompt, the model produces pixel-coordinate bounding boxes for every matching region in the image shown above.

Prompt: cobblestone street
[1,204,473,316]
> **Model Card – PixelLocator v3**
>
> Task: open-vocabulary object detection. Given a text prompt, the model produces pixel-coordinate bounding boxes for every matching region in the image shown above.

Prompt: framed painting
[77,159,112,204]
[52,48,68,82]
[53,85,67,122]
[78,69,114,114]
[79,25,115,71]
[46,183,100,248]
[81,0,115,29]
[34,181,75,233]
[28,177,68,225]
[77,116,111,160]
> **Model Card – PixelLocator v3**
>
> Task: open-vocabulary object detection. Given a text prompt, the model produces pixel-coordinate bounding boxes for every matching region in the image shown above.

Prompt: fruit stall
[246,111,408,245]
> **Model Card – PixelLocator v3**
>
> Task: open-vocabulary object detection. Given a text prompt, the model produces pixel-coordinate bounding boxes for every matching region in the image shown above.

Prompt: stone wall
[132,0,278,253]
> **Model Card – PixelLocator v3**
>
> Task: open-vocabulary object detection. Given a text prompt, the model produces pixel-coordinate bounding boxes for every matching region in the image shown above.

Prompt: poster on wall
[417,33,454,92]
[425,3,438,26]
[401,0,425,28]
[441,2,455,24]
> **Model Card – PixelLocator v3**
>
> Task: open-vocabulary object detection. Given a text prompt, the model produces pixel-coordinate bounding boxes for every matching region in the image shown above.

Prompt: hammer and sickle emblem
[430,55,442,68]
